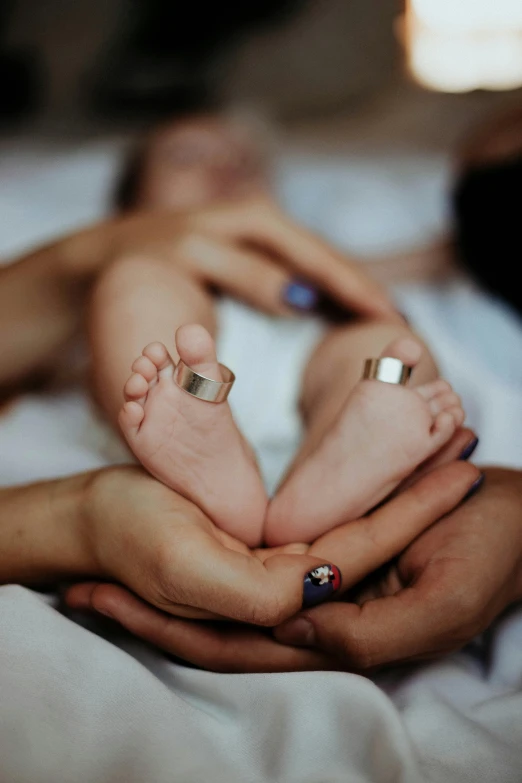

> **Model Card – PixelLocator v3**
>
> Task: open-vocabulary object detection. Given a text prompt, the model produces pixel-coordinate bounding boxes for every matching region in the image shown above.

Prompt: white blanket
[1,138,522,782]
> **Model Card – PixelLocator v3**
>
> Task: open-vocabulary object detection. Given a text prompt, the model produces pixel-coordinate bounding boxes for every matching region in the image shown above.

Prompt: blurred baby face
[136,116,268,211]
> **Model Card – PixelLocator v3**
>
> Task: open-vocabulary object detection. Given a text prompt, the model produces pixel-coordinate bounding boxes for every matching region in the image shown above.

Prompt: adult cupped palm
[66,461,484,672]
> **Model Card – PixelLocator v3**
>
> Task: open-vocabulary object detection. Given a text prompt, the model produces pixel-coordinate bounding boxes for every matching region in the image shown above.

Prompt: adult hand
[275,467,522,669]
[65,196,400,321]
[74,465,321,623]
[1,196,399,387]
[66,462,481,672]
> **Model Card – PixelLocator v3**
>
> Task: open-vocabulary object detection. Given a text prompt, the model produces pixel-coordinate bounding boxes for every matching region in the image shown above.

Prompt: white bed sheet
[1,137,521,783]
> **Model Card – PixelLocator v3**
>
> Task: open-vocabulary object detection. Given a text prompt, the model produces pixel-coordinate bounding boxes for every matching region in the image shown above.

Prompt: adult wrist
[0,473,100,585]
[79,467,141,582]
[37,472,101,580]
[62,472,106,578]
[77,469,117,579]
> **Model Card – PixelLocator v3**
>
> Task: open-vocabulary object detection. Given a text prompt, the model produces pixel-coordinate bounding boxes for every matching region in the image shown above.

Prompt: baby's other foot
[119,324,267,547]
[265,338,464,546]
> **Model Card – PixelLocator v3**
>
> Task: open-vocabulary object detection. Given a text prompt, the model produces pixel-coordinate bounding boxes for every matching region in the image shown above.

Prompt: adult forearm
[0,473,96,584]
[0,214,157,386]
[0,242,89,385]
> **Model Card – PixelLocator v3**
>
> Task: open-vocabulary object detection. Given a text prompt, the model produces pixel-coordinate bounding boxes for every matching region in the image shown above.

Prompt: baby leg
[88,256,267,546]
[89,255,217,422]
[265,320,464,545]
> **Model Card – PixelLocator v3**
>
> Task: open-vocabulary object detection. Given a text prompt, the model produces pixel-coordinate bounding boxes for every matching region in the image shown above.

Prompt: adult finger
[175,233,310,316]
[275,592,439,670]
[307,461,481,591]
[72,584,332,673]
[190,198,402,322]
[153,534,346,625]
[65,582,223,620]
[274,559,478,670]
[91,502,345,625]
[397,428,478,492]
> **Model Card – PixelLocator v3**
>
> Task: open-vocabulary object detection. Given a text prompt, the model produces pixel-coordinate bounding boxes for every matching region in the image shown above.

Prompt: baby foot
[265,338,465,546]
[119,324,267,547]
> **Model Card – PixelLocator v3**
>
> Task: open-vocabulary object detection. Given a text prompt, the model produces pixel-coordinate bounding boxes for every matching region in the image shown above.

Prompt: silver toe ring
[174,360,235,403]
[362,357,412,386]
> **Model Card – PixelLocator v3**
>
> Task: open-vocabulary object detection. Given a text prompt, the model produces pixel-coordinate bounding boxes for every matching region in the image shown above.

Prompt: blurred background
[1,0,520,141]
[1,0,521,261]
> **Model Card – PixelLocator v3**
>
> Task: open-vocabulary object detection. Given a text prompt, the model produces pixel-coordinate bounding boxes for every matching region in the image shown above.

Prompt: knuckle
[151,544,192,607]
[326,605,381,670]
[248,591,286,628]
[339,631,376,670]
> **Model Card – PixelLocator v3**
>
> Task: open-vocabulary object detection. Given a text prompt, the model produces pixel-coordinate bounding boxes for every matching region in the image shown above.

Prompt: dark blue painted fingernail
[463,473,484,502]
[303,564,342,608]
[282,281,319,312]
[459,437,479,461]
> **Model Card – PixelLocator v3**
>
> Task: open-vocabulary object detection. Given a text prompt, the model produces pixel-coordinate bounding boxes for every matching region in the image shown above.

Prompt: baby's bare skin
[265,339,463,544]
[119,325,267,548]
[119,327,464,547]
[98,114,465,547]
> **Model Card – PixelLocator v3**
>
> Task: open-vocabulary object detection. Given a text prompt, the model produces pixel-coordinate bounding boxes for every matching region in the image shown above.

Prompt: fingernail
[97,607,115,620]
[459,437,479,461]
[282,280,319,312]
[302,564,342,608]
[277,617,316,647]
[463,473,484,502]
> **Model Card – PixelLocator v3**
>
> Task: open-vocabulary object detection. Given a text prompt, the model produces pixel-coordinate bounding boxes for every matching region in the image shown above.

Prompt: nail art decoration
[282,281,319,311]
[303,564,342,608]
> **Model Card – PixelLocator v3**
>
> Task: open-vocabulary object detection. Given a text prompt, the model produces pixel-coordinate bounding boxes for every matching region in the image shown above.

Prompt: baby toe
[142,342,172,373]
[430,410,457,447]
[119,400,145,435]
[131,355,158,382]
[379,337,423,367]
[124,372,149,401]
[446,405,466,427]
[428,391,461,417]
[416,379,452,400]
[175,324,223,381]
